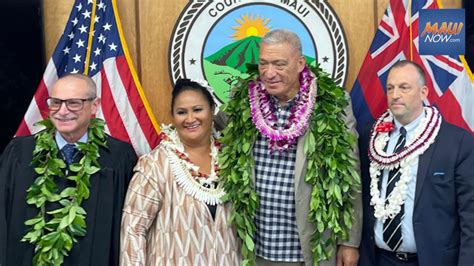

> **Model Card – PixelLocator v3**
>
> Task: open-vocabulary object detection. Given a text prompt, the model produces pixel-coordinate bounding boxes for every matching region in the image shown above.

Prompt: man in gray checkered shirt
[220,29,362,265]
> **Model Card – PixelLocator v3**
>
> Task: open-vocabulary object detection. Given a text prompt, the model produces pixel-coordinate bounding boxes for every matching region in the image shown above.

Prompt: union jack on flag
[351,0,474,133]
[16,0,160,155]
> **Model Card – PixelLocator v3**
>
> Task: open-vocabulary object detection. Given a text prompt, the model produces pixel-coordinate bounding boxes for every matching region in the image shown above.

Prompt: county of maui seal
[169,0,349,104]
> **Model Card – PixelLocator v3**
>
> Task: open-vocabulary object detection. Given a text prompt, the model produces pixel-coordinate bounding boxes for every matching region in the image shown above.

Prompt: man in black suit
[358,60,474,266]
[0,74,137,265]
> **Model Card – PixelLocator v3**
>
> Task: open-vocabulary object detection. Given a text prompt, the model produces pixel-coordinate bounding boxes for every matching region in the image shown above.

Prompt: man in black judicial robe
[0,74,137,265]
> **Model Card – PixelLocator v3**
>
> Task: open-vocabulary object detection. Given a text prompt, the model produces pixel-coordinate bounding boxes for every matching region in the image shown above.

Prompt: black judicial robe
[0,134,137,266]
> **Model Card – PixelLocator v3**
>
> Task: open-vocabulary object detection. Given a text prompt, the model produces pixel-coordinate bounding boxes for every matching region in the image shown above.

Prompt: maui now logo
[419,9,465,55]
[421,22,463,43]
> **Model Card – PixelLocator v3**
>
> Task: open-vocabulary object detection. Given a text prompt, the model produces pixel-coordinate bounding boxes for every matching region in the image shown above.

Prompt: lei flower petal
[375,121,394,132]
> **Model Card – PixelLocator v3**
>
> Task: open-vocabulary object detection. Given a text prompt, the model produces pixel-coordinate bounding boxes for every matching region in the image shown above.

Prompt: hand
[336,245,359,266]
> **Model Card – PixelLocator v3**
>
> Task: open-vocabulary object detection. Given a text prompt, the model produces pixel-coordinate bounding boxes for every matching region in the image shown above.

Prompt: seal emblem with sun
[169,0,348,104]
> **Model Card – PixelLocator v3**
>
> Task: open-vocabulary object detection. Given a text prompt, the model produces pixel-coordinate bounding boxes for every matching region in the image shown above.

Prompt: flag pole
[84,0,97,75]
[409,0,413,60]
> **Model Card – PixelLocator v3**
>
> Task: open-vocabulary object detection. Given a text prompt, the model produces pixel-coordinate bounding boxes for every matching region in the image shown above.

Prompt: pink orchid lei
[248,66,317,152]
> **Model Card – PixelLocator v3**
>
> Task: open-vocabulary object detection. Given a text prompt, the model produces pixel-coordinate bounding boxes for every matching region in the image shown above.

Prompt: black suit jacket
[0,134,137,266]
[359,120,474,266]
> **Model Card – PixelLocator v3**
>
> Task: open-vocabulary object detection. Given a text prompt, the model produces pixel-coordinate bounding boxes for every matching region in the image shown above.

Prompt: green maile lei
[22,118,107,265]
[218,64,360,265]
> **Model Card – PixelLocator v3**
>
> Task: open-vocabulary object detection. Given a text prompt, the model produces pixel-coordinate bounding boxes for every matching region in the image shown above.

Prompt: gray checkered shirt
[253,95,305,262]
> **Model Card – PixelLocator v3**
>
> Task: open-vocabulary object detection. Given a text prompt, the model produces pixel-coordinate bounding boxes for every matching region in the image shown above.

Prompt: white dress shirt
[55,131,88,150]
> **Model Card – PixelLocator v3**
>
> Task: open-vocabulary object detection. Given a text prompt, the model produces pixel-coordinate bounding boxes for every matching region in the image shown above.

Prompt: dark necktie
[62,144,77,165]
[383,127,407,251]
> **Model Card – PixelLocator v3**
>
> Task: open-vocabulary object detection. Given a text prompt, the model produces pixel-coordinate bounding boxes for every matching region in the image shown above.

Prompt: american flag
[351,0,474,133]
[16,0,160,155]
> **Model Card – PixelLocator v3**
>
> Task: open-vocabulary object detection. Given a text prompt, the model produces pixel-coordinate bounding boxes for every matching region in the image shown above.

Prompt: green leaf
[69,163,82,172]
[34,167,46,174]
[68,207,77,224]
[61,232,73,251]
[60,187,76,198]
[40,185,53,198]
[234,213,244,228]
[33,219,46,230]
[21,230,42,243]
[332,137,338,148]
[317,122,327,133]
[74,215,86,228]
[47,208,64,215]
[26,197,38,205]
[334,185,343,205]
[244,234,254,252]
[47,194,61,202]
[242,142,251,153]
[58,215,70,230]
[344,211,353,228]
[75,206,87,215]
[317,222,324,233]
[41,231,60,244]
[85,166,100,175]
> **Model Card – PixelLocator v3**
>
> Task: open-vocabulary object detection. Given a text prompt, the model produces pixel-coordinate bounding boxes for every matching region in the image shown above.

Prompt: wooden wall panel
[116,0,139,74]
[328,0,379,89]
[42,0,462,125]
[441,0,461,8]
[136,1,188,125]
[43,0,74,59]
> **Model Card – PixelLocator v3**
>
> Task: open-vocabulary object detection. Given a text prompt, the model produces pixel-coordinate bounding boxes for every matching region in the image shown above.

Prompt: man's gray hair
[60,73,97,98]
[390,60,426,87]
[261,29,302,55]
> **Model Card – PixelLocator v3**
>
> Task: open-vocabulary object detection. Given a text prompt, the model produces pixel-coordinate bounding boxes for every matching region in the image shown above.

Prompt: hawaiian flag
[351,0,474,133]
[16,0,160,155]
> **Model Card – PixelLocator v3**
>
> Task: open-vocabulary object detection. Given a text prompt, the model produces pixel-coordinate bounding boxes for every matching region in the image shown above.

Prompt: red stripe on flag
[34,81,51,118]
[357,58,388,118]
[434,55,464,72]
[16,119,32,136]
[390,1,408,35]
[100,69,132,143]
[357,39,406,118]
[115,56,160,148]
[380,20,393,36]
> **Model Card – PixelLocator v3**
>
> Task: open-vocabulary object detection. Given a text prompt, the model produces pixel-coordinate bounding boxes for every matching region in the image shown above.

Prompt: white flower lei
[159,124,225,205]
[369,106,441,220]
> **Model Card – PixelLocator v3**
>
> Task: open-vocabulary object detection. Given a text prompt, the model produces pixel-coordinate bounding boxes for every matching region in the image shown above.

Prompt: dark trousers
[376,248,418,266]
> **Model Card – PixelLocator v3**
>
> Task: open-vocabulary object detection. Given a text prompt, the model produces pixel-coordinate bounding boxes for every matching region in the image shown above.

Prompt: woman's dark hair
[171,78,216,113]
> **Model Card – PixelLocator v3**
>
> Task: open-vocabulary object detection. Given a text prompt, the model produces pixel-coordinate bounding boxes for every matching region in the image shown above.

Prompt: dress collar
[393,111,424,137]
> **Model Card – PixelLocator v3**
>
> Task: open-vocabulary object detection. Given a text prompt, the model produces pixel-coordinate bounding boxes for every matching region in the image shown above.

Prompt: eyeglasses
[46,97,95,111]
